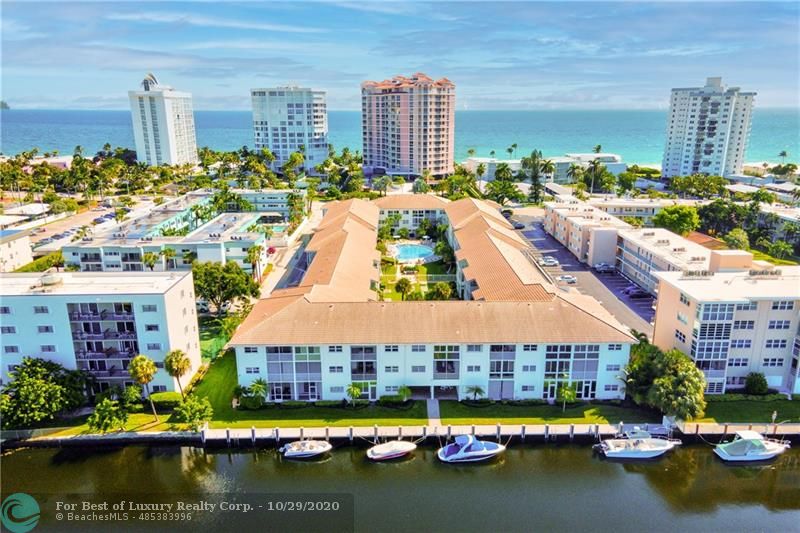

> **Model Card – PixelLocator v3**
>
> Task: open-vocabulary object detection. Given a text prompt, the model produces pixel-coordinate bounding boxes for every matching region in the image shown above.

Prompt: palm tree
[586,159,604,193]
[346,383,362,405]
[466,148,476,158]
[142,251,159,271]
[397,385,412,401]
[465,385,485,401]
[778,150,788,164]
[629,329,650,345]
[249,378,268,399]
[506,146,513,158]
[511,143,518,158]
[540,159,555,181]
[164,350,191,399]
[593,144,602,154]
[566,163,583,184]
[128,355,159,422]
[160,248,176,269]
[114,208,128,224]
[246,245,263,282]
[395,277,412,300]
[489,150,496,159]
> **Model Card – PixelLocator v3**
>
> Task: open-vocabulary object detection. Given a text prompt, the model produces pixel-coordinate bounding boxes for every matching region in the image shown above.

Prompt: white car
[539,257,560,267]
[557,275,578,284]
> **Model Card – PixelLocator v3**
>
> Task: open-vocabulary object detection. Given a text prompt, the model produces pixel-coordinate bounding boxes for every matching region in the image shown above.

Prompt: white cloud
[105,12,326,34]
[1,18,45,40]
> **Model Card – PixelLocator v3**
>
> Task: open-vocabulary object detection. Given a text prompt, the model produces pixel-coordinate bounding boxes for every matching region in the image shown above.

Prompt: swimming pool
[394,243,434,262]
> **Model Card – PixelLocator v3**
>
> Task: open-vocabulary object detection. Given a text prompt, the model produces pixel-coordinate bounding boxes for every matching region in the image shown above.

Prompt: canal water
[2,444,798,532]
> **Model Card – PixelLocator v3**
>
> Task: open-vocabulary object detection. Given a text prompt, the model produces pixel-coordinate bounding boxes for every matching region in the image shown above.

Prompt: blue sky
[2,1,798,110]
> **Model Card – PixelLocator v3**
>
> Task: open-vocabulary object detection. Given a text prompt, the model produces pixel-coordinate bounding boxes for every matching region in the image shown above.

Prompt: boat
[714,431,791,462]
[594,437,680,459]
[366,440,417,461]
[437,435,506,463]
[616,426,670,440]
[279,440,333,459]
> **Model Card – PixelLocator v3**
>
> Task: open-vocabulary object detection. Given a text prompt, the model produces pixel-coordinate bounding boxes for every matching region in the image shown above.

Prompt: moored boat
[714,431,790,462]
[437,435,506,463]
[366,440,417,461]
[279,440,333,459]
[594,437,680,459]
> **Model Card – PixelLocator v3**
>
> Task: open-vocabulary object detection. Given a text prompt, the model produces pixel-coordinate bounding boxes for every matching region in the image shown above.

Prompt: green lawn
[193,353,428,428]
[749,249,798,266]
[199,316,227,360]
[418,260,450,276]
[439,400,659,425]
[45,414,189,437]
[698,400,800,423]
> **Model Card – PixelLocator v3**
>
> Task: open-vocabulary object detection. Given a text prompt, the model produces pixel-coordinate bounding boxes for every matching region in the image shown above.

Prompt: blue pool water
[395,243,434,262]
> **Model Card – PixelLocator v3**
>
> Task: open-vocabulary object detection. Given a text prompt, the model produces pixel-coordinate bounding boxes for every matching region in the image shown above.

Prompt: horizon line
[4,106,799,112]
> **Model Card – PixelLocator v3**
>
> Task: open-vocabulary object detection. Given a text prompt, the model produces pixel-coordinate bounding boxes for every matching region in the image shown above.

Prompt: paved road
[514,214,654,337]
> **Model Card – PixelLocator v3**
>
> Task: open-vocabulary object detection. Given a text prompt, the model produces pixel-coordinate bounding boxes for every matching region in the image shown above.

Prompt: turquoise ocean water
[1,109,797,164]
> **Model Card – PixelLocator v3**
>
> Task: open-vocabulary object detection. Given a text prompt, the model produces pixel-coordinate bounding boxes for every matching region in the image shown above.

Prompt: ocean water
[1,109,797,164]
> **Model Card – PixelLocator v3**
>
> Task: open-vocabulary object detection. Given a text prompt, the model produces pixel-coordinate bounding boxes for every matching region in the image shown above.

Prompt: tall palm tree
[164,349,191,399]
[540,159,555,181]
[489,150,496,159]
[511,143,518,158]
[586,159,604,193]
[593,144,602,154]
[566,163,583,184]
[160,248,176,269]
[465,385,485,400]
[246,245,264,282]
[466,148,476,158]
[128,355,159,422]
[778,150,788,164]
[506,146,514,158]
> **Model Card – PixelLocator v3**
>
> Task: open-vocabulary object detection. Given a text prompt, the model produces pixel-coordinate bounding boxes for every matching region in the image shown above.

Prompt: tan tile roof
[446,198,554,301]
[231,297,634,346]
[362,73,455,91]
[373,194,450,210]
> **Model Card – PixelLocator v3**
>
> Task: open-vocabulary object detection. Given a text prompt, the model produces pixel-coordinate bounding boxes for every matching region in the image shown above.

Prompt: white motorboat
[437,435,506,463]
[594,437,680,459]
[366,440,417,461]
[279,440,332,459]
[617,426,670,440]
[714,431,790,462]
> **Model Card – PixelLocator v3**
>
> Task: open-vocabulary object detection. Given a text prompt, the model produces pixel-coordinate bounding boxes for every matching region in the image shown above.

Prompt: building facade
[662,77,755,178]
[652,264,800,395]
[251,87,328,172]
[0,230,33,272]
[362,73,455,177]
[129,73,198,167]
[0,272,202,394]
[543,199,631,266]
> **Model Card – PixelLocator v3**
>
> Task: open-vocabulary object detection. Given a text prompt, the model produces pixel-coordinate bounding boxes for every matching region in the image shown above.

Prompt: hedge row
[705,393,789,403]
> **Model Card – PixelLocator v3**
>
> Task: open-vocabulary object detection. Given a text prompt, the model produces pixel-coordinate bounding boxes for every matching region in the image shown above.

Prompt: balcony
[351,372,377,381]
[69,311,134,321]
[72,330,137,341]
[433,372,460,380]
[75,350,136,360]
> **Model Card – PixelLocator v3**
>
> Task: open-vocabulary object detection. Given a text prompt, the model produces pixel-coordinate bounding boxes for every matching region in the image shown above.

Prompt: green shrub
[744,372,769,395]
[505,399,547,407]
[278,400,309,409]
[705,392,786,402]
[378,395,407,406]
[239,395,264,410]
[149,391,182,410]
[462,398,495,407]
[315,400,346,408]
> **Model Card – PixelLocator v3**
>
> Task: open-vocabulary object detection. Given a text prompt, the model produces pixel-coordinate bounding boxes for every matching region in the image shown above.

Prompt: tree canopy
[192,261,259,315]
[652,205,700,236]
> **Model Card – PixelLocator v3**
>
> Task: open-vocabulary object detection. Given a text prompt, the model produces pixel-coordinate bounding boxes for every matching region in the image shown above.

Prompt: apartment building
[374,194,449,232]
[462,153,626,184]
[362,73,455,177]
[129,73,198,166]
[662,77,755,178]
[652,262,800,395]
[230,196,635,402]
[62,190,305,277]
[543,200,631,266]
[588,198,708,226]
[0,230,33,271]
[251,86,328,172]
[0,272,202,393]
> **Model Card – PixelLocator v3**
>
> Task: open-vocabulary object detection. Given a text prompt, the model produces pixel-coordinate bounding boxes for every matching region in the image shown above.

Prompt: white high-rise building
[662,77,755,178]
[129,73,198,167]
[251,87,328,173]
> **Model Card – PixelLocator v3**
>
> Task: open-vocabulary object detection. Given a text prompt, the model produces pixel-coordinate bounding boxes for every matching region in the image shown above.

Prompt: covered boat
[279,440,333,459]
[366,440,417,461]
[437,435,506,463]
[714,431,790,462]
[594,437,680,459]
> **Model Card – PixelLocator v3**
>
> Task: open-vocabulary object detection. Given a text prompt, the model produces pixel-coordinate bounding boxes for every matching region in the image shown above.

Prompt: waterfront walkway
[426,399,441,426]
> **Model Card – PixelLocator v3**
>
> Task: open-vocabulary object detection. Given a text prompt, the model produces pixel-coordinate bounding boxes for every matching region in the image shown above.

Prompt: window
[608,344,622,351]
[679,293,690,306]
[384,345,399,352]
[763,358,784,367]
[768,320,791,330]
[521,385,535,392]
[244,346,259,354]
[705,382,724,394]
[146,343,162,350]
[245,367,260,374]
[765,339,788,349]
[522,365,536,372]
[411,365,426,373]
[330,386,344,393]
[736,302,757,311]
[604,384,619,392]
[434,345,460,379]
[41,345,56,352]
[728,357,749,367]
[37,325,54,333]
[730,339,751,349]
[677,312,688,325]
[467,365,481,372]
[675,330,686,343]
[411,345,426,352]
[385,386,399,393]
[328,345,342,353]
[466,344,482,352]
[385,366,399,373]
[606,364,621,372]
[726,376,746,386]
[0,306,10,314]
[142,304,157,312]
[328,366,343,373]
[771,301,794,311]
[523,344,538,352]
[145,324,159,332]
[152,385,167,393]
[33,306,49,314]
[733,320,754,330]
[4,346,19,353]
[1,326,15,334]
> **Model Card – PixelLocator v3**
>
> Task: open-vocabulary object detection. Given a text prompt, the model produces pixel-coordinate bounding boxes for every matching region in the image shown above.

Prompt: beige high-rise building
[361,73,455,177]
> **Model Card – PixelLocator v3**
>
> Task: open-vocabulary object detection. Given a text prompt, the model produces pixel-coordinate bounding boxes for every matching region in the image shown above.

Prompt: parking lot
[514,213,654,337]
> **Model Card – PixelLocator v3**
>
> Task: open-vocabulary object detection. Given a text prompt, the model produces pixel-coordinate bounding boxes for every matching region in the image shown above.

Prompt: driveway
[515,215,654,337]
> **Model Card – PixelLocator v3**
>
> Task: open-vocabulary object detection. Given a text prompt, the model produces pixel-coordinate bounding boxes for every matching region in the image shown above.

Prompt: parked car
[37,238,53,245]
[93,217,107,224]
[103,213,115,219]
[627,289,651,299]
[557,275,578,284]
[512,222,525,230]
[196,300,210,313]
[501,209,513,218]
[539,259,559,267]
[621,285,640,294]
[594,263,614,273]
